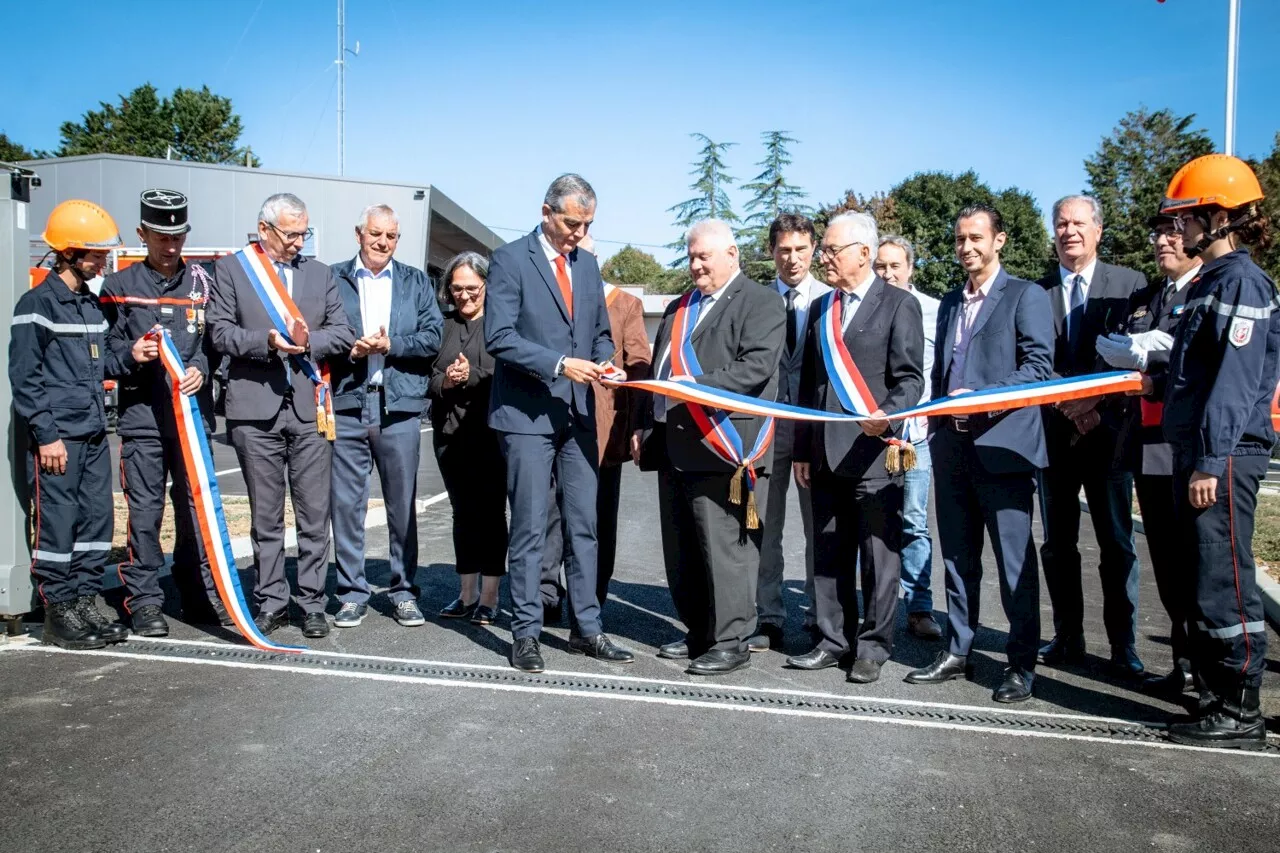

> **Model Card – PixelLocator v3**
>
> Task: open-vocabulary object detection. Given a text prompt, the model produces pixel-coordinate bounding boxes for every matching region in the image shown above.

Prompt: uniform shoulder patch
[1229,316,1254,348]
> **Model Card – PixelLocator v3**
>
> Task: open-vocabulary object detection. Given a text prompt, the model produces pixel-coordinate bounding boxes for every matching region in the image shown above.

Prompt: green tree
[1083,107,1214,280]
[57,83,259,166]
[0,131,35,161]
[738,131,809,283]
[601,245,689,294]
[666,133,738,265]
[1252,131,1280,282]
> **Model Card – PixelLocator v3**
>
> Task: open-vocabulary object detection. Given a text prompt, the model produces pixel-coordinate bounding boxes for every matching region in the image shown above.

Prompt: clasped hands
[349,325,389,360]
[270,316,310,355]
[130,334,202,395]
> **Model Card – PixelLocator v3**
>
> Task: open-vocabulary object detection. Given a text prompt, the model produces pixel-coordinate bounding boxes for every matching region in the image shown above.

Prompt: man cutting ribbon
[207,192,354,640]
[633,219,785,676]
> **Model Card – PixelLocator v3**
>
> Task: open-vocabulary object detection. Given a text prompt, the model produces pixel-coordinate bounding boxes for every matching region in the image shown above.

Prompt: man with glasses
[208,193,355,638]
[327,204,442,630]
[485,174,634,672]
[1095,213,1200,695]
[788,212,924,684]
[1035,195,1147,680]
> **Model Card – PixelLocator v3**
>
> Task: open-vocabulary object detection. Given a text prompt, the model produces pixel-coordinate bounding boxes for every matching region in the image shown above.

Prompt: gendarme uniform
[8,200,131,647]
[99,190,222,631]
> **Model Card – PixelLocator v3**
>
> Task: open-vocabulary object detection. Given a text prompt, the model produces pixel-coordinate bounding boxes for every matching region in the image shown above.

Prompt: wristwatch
[555,356,566,377]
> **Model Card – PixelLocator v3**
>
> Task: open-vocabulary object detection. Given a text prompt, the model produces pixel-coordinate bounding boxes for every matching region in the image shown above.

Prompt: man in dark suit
[207,193,355,639]
[633,219,786,675]
[328,204,442,630]
[1036,195,1147,677]
[787,212,924,684]
[904,203,1054,703]
[484,174,634,672]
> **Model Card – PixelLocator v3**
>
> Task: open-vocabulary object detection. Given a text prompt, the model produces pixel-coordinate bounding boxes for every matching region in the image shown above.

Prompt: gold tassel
[729,464,745,506]
[325,407,336,442]
[885,441,901,475]
[316,408,327,437]
[745,488,760,530]
[900,441,916,472]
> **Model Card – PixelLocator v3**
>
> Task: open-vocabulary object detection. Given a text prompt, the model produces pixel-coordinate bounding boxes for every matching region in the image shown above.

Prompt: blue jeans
[899,437,934,614]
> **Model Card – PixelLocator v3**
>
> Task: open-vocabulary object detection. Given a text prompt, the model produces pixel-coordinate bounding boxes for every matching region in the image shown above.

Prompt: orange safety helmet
[42,199,124,253]
[1160,154,1265,214]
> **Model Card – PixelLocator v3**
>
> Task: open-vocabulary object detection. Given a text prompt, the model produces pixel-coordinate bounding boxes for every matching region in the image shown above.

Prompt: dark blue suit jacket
[484,229,614,434]
[930,267,1054,473]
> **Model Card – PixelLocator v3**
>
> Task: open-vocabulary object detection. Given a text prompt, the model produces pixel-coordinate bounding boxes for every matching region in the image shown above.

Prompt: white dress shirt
[906,284,941,442]
[355,255,393,384]
[1059,257,1098,315]
[1168,263,1201,295]
[776,273,820,351]
[653,279,732,423]
[537,226,573,286]
[836,269,876,331]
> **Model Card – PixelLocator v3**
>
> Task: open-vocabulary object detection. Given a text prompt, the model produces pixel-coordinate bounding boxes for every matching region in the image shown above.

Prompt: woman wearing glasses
[429,252,508,624]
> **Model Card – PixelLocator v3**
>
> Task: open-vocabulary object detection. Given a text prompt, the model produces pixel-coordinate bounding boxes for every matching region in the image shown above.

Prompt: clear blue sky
[4,0,1278,264]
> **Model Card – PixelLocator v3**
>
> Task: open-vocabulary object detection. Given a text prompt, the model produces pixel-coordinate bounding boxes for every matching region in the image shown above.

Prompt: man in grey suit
[208,193,355,639]
[484,174,634,673]
[788,212,924,684]
[1036,195,1147,678]
[634,219,786,675]
[905,203,1054,703]
[754,213,829,651]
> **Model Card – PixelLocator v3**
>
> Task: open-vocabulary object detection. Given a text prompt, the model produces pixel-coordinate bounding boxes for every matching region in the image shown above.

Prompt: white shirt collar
[355,254,392,279]
[536,226,564,263]
[1169,263,1201,293]
[966,265,1001,298]
[1059,257,1098,288]
[775,273,815,301]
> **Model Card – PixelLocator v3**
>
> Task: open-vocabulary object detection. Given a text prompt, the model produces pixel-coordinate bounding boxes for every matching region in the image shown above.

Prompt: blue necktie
[1067,274,1086,350]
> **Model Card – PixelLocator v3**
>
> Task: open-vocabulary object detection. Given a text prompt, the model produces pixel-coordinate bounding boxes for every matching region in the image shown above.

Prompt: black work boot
[43,601,107,650]
[130,604,169,637]
[74,595,130,644]
[1169,686,1267,750]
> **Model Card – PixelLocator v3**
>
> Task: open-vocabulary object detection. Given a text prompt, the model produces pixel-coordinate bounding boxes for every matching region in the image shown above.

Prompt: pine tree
[666,133,738,265]
[738,131,809,282]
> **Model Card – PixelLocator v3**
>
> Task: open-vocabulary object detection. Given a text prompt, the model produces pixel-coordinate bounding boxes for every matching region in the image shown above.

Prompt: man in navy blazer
[904,203,1054,704]
[484,174,634,672]
[328,204,442,631]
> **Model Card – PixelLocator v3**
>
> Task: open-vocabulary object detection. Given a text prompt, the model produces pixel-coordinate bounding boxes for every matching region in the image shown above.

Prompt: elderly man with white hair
[788,212,924,683]
[327,204,442,629]
[633,219,785,675]
[208,192,355,639]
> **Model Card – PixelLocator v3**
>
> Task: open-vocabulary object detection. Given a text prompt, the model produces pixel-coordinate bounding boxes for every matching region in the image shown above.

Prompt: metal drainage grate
[104,640,1280,750]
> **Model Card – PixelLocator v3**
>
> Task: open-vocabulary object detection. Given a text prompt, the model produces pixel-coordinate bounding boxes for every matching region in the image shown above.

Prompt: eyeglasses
[1148,228,1183,245]
[450,286,483,298]
[817,241,863,261]
[265,222,314,243]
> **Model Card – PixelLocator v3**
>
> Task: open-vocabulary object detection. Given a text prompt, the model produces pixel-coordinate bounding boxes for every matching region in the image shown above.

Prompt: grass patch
[1254,492,1280,583]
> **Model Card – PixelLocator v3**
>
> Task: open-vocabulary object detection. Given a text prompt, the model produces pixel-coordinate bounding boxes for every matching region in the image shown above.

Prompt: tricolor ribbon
[665,290,775,529]
[815,291,915,472]
[235,244,335,440]
[147,325,305,654]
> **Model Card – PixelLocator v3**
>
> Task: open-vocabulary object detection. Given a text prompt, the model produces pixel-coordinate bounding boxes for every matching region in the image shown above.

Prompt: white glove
[1095,333,1149,371]
[1129,329,1174,353]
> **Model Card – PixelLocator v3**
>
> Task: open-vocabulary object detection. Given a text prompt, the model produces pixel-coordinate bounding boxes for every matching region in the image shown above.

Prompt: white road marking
[214,467,241,476]
[8,642,1273,759]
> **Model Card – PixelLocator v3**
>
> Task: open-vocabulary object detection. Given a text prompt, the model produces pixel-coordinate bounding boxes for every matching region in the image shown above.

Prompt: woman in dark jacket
[429,252,508,624]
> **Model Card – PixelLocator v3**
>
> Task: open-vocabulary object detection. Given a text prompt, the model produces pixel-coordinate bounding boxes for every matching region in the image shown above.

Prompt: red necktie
[553,254,573,320]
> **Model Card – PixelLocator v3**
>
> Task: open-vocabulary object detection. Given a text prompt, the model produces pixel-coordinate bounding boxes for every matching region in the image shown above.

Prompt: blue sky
[5,0,1278,264]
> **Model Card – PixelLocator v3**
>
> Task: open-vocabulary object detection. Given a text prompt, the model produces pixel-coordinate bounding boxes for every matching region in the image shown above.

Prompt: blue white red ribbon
[235,244,335,439]
[816,291,878,417]
[148,325,305,654]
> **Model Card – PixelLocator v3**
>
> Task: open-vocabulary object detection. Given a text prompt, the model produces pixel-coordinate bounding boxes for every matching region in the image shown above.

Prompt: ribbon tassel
[729,464,745,506]
[745,488,760,530]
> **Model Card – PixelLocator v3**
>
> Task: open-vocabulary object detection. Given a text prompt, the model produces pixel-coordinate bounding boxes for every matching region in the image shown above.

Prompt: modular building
[18,154,503,278]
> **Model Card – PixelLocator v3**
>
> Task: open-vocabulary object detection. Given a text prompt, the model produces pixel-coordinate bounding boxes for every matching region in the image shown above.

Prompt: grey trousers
[230,401,333,615]
[756,418,815,628]
[331,392,421,606]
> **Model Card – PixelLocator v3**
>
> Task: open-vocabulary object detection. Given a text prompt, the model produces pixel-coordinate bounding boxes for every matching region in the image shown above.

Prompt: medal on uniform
[186,307,197,334]
[197,308,205,335]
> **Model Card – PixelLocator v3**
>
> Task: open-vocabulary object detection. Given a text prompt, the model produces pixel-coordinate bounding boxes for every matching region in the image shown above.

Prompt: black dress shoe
[439,597,478,619]
[302,612,329,638]
[993,667,1035,703]
[253,608,288,636]
[130,605,169,638]
[511,637,545,673]
[1039,634,1086,666]
[905,651,972,684]
[209,598,235,627]
[1108,646,1145,679]
[847,658,883,684]
[568,634,635,663]
[687,649,751,676]
[907,612,944,640]
[470,604,498,626]
[1142,668,1196,697]
[658,640,690,660]
[785,647,841,670]
[747,623,784,652]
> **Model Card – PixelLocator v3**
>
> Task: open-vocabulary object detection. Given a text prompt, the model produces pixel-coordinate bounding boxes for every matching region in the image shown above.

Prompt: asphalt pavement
[4,454,1279,852]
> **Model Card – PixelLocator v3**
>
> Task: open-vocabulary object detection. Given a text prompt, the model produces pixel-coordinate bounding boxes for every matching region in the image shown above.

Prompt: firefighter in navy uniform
[1096,212,1200,697]
[100,190,226,637]
[1157,154,1278,749]
[8,200,133,649]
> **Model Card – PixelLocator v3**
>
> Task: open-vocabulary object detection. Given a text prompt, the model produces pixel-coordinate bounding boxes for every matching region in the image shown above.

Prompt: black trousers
[434,431,509,577]
[1175,454,1269,692]
[1134,472,1191,672]
[809,467,903,662]
[26,433,113,606]
[542,463,623,608]
[658,465,768,655]
[118,435,218,614]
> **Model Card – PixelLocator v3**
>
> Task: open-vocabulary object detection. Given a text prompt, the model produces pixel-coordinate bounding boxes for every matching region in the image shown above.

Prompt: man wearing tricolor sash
[905,204,1054,704]
[208,193,355,640]
[787,212,924,684]
[634,219,785,676]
